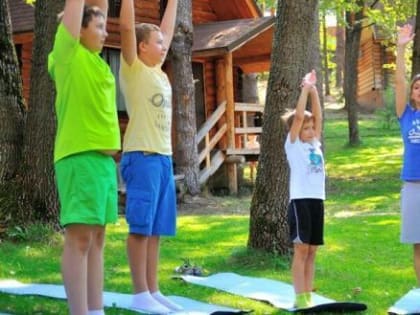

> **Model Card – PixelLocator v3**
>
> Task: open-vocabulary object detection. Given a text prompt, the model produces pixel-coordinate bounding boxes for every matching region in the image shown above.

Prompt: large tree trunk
[248,0,319,254]
[335,13,345,90]
[344,2,362,146]
[0,0,25,184]
[21,0,64,223]
[171,0,200,196]
[322,12,330,96]
[411,0,420,76]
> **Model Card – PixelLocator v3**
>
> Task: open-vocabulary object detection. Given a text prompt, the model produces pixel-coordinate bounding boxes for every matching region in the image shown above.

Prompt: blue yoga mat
[180,272,367,313]
[0,279,249,314]
[388,288,420,315]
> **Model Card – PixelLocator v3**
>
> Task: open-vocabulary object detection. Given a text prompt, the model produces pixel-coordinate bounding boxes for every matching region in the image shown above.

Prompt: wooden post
[216,59,227,149]
[224,53,238,194]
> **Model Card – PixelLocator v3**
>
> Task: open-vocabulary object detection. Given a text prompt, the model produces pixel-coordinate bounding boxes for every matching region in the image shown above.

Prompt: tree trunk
[411,0,420,76]
[21,0,64,223]
[171,0,200,196]
[335,13,345,90]
[248,0,319,254]
[322,12,330,96]
[344,3,362,146]
[0,0,25,184]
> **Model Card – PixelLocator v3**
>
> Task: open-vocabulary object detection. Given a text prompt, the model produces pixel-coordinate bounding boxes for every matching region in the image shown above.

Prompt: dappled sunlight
[372,218,399,226]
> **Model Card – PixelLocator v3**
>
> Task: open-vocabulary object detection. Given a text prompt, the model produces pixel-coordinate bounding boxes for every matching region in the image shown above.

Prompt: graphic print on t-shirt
[308,147,323,174]
[150,92,171,134]
[408,118,420,143]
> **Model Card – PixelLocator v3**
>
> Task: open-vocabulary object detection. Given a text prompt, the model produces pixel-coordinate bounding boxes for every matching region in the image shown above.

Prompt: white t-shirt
[284,133,325,200]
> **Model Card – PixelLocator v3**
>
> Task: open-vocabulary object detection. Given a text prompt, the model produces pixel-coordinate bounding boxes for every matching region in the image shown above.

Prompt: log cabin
[9,0,274,194]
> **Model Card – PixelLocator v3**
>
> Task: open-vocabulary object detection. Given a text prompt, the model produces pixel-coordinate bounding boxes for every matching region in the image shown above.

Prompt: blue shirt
[399,104,420,180]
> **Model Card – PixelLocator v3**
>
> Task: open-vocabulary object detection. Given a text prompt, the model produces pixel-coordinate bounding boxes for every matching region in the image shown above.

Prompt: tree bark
[322,13,330,96]
[21,0,64,223]
[0,0,25,184]
[171,0,200,196]
[248,0,319,254]
[335,12,345,90]
[411,0,420,76]
[344,3,362,146]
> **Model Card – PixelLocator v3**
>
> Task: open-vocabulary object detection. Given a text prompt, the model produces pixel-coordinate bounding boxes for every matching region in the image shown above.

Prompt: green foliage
[6,223,58,243]
[375,88,399,130]
[255,0,277,10]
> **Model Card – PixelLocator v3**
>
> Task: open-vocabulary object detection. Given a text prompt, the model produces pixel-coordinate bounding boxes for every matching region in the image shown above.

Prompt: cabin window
[108,0,121,18]
[101,48,126,112]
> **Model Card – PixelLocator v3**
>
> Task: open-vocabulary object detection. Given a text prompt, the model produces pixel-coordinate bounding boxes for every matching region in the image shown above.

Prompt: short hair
[57,5,105,27]
[82,5,105,28]
[409,74,420,107]
[283,110,314,131]
[135,23,161,45]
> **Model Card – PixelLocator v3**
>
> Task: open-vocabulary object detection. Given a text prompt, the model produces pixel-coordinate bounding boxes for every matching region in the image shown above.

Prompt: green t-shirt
[48,23,120,163]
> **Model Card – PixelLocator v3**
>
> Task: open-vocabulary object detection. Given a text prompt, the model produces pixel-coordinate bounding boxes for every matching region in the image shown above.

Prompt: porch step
[199,150,225,184]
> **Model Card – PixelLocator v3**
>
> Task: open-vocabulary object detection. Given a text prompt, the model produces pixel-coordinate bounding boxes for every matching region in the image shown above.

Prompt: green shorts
[55,151,118,227]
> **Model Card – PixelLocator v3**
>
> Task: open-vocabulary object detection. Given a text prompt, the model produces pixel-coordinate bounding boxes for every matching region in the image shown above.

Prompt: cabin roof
[9,0,34,34]
[193,17,274,54]
[192,17,274,73]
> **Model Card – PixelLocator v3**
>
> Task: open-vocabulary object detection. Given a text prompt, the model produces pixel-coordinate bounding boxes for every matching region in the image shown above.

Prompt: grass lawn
[0,106,415,314]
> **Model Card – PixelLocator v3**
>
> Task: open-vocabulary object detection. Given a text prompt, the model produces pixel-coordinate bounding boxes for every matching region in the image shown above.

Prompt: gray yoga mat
[0,279,249,314]
[180,272,367,313]
[388,288,420,315]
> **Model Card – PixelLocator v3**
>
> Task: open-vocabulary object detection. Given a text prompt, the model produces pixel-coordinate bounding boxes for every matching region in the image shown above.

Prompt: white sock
[152,290,184,311]
[131,290,170,314]
[88,310,105,315]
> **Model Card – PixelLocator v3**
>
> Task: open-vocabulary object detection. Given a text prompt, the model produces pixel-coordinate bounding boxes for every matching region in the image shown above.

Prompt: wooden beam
[216,59,227,149]
[234,102,264,112]
[224,52,238,194]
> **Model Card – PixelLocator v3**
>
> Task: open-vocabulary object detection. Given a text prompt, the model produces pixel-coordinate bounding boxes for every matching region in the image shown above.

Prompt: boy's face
[140,30,166,65]
[299,119,315,143]
[80,15,108,53]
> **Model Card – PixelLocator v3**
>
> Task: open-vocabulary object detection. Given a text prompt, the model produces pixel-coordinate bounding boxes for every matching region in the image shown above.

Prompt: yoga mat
[388,288,420,315]
[0,279,249,314]
[180,272,367,313]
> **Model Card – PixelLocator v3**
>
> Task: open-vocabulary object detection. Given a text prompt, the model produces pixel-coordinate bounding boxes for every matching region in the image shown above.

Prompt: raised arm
[310,85,322,140]
[62,0,85,39]
[119,0,137,65]
[289,70,316,143]
[395,24,414,118]
[160,0,178,61]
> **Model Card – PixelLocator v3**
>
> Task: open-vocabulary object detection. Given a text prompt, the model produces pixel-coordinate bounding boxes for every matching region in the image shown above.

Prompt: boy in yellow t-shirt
[48,1,120,314]
[119,0,180,313]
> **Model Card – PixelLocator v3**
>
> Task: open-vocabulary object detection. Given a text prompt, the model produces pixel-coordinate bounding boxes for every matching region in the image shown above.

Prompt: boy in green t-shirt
[48,1,120,314]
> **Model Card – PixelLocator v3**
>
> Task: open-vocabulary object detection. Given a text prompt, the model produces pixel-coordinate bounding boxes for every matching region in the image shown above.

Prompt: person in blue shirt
[395,23,420,287]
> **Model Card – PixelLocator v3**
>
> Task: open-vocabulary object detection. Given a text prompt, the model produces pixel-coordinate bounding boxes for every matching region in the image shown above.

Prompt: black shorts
[288,199,324,245]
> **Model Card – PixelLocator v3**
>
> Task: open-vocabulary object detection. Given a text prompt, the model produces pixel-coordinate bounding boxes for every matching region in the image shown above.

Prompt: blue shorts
[120,151,177,236]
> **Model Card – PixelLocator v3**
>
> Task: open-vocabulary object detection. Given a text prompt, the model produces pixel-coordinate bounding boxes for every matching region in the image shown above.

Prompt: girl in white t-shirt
[283,70,325,309]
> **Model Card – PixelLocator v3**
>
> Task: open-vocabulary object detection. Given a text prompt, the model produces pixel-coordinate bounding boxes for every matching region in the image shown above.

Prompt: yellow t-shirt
[48,23,121,162]
[119,56,172,155]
